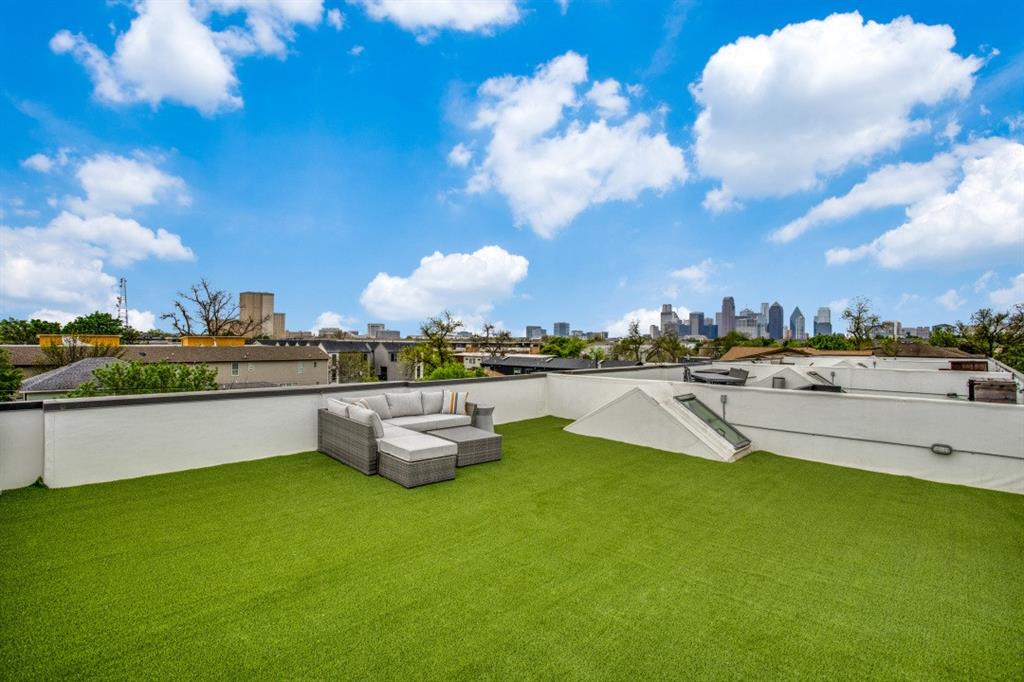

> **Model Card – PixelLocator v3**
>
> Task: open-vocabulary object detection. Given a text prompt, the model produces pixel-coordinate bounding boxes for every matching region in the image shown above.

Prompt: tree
[63,312,124,335]
[0,349,22,400]
[581,347,607,363]
[336,352,378,383]
[0,318,61,344]
[957,308,1008,358]
[842,297,881,349]
[477,324,512,357]
[68,361,218,397]
[541,336,588,358]
[423,363,486,381]
[398,343,435,379]
[162,279,267,337]
[419,311,462,368]
[36,338,124,370]
[806,333,855,351]
[611,320,645,363]
[929,327,959,348]
[646,334,685,363]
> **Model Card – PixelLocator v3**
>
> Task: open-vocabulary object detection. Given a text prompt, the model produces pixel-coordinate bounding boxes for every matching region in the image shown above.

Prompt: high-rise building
[649,324,661,339]
[789,306,806,340]
[759,302,769,329]
[239,291,285,339]
[813,307,832,336]
[720,297,735,336]
[553,322,570,337]
[367,323,385,338]
[660,304,680,336]
[688,312,705,338]
[768,302,784,340]
[526,325,545,340]
[735,308,761,339]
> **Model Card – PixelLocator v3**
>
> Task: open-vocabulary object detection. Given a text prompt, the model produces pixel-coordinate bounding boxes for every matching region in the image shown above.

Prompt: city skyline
[1,1,1022,336]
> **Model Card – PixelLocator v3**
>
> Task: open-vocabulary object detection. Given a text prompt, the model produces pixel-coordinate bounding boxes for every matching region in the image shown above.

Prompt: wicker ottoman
[377,432,457,488]
[427,425,503,467]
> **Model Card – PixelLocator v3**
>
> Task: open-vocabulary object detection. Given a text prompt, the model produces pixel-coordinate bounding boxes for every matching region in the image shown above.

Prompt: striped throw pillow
[440,389,468,415]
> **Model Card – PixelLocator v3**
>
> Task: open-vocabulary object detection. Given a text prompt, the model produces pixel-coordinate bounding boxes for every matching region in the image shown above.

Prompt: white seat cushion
[384,414,472,432]
[377,432,457,462]
[422,391,444,414]
[386,391,423,417]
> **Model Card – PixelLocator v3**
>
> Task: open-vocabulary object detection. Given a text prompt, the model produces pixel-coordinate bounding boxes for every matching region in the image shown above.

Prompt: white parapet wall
[1,368,1021,493]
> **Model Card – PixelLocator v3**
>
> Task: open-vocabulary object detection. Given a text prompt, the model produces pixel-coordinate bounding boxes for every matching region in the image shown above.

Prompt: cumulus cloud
[326,8,344,30]
[825,140,1024,269]
[692,12,981,202]
[989,274,1024,307]
[312,311,357,332]
[127,309,157,331]
[463,51,686,237]
[349,45,365,56]
[447,143,472,167]
[973,270,996,293]
[20,148,70,173]
[360,245,528,320]
[670,258,715,292]
[68,153,190,215]
[51,0,324,115]
[354,0,520,41]
[586,79,628,118]
[605,305,691,337]
[1,154,194,318]
[935,289,964,310]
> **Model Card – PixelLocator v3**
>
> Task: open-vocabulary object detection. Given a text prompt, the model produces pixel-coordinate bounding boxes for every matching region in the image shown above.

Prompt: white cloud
[936,289,964,310]
[51,0,324,115]
[828,298,850,314]
[825,140,1024,269]
[896,293,921,309]
[349,45,364,56]
[1006,112,1024,133]
[21,153,54,173]
[692,12,981,202]
[605,305,690,337]
[586,79,628,118]
[670,258,715,292]
[312,311,357,332]
[979,104,991,116]
[447,143,472,167]
[989,274,1024,307]
[326,8,344,30]
[354,0,520,41]
[360,245,528,320]
[1,154,194,318]
[942,118,961,141]
[127,309,157,331]
[68,153,190,215]
[29,309,80,326]
[973,270,996,292]
[701,187,741,214]
[464,51,686,237]
[556,0,569,14]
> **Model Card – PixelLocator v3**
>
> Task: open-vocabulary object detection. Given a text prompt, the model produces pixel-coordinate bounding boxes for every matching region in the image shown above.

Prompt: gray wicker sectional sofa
[317,389,498,487]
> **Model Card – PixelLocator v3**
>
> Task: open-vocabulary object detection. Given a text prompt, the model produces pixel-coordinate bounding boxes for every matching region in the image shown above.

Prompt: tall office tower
[649,324,661,339]
[525,326,545,340]
[553,322,570,337]
[660,304,681,335]
[759,302,769,325]
[720,296,735,335]
[813,307,832,336]
[789,307,806,340]
[367,323,385,338]
[688,312,705,338]
[768,302,784,340]
[735,308,760,338]
[239,291,278,338]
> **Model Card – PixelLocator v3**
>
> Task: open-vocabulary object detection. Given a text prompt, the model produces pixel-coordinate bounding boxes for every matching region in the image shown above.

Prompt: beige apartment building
[239,291,286,339]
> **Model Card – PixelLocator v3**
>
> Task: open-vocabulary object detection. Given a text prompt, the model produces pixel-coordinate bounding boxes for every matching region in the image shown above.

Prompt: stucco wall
[212,359,329,387]
[0,407,44,491]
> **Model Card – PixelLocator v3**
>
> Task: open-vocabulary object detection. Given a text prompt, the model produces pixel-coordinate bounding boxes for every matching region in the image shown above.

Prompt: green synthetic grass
[1,418,1022,680]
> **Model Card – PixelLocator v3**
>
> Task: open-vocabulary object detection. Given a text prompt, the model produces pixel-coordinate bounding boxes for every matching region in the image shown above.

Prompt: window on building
[231,362,239,376]
[390,353,397,362]
[297,361,304,374]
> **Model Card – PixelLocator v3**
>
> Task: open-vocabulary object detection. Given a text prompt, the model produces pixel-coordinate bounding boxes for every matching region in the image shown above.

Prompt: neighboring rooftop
[0,417,1019,678]
[717,343,977,362]
[19,357,122,394]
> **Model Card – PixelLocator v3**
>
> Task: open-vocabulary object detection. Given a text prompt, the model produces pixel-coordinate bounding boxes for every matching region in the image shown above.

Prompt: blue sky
[1,0,1022,336]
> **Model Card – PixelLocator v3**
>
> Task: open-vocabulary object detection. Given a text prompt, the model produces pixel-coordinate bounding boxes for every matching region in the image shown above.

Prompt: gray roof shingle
[20,357,123,393]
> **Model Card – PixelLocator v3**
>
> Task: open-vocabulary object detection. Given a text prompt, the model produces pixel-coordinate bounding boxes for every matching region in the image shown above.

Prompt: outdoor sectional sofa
[317,389,501,487]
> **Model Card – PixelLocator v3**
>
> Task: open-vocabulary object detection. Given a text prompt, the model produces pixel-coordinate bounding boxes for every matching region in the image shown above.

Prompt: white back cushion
[356,395,392,419]
[386,391,423,417]
[347,403,384,438]
[422,391,443,414]
[325,399,349,417]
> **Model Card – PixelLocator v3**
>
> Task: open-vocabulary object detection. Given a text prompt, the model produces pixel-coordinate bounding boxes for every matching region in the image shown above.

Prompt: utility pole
[115,277,129,326]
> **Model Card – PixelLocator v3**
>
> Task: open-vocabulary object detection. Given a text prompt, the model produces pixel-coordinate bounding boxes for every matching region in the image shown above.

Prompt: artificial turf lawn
[1,417,1022,680]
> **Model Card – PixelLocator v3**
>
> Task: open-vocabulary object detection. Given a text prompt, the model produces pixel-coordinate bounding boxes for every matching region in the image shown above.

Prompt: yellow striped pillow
[440,389,468,415]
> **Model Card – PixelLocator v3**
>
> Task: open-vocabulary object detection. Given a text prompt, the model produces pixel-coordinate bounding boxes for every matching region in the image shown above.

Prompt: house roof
[481,355,600,370]
[120,346,329,363]
[20,357,123,393]
[718,346,878,362]
[0,345,46,366]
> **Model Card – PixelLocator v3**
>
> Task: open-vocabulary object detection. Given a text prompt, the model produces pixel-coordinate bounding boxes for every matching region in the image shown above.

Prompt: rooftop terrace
[1,417,1021,679]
